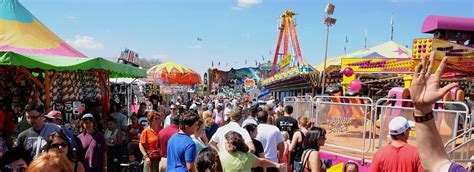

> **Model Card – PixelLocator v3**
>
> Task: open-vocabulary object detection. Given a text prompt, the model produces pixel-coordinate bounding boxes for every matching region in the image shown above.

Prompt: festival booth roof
[314,41,412,71]
[0,0,145,78]
[109,78,147,85]
[146,61,201,85]
[0,51,146,78]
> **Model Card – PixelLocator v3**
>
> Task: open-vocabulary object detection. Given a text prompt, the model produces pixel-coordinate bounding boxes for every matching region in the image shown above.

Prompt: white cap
[388,116,413,135]
[241,118,258,128]
[81,113,94,120]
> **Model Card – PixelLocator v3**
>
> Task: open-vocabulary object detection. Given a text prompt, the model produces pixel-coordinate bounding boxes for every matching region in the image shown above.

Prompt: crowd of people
[0,55,472,172]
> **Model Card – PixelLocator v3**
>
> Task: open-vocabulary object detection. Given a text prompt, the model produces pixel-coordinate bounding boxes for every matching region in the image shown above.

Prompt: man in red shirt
[371,116,424,172]
[157,114,180,172]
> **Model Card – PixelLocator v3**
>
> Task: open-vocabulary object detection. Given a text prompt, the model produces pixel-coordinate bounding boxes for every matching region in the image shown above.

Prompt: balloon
[349,79,362,92]
[343,67,354,77]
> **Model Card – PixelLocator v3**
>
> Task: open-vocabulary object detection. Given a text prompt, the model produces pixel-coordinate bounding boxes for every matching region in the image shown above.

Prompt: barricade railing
[312,96,374,163]
[284,96,314,120]
[375,99,471,163]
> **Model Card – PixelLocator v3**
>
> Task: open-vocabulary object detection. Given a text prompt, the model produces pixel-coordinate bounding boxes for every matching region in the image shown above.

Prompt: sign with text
[145,84,160,96]
[279,54,291,68]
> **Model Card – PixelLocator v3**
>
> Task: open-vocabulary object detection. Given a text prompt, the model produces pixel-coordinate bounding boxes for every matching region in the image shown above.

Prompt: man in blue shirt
[167,111,200,172]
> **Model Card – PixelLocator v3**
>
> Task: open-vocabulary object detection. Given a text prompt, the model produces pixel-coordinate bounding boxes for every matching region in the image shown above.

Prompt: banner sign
[145,84,160,96]
[279,54,291,68]
[160,85,188,94]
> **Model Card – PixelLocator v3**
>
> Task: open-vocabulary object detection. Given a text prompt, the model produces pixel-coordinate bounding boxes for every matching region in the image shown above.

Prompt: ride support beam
[289,18,303,64]
[271,22,285,75]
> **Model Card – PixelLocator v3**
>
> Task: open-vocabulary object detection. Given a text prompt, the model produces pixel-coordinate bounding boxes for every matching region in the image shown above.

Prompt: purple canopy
[422,15,474,33]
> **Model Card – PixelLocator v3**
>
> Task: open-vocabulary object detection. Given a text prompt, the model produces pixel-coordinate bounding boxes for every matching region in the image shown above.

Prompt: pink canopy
[422,15,474,33]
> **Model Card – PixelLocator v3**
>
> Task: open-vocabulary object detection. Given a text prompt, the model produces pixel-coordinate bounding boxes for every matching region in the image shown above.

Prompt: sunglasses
[50,143,68,149]
[3,164,27,172]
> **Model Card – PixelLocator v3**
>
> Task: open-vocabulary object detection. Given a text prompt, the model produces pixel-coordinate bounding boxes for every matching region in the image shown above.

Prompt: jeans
[293,161,302,172]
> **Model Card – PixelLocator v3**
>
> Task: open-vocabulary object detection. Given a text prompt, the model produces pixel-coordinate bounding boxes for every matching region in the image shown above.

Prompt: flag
[255,60,258,66]
[364,28,368,49]
[128,49,136,62]
[218,62,221,67]
[262,55,265,62]
[212,61,214,67]
[345,36,348,43]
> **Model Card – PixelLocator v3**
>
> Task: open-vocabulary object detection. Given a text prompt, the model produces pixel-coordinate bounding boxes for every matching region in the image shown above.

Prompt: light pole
[320,3,336,95]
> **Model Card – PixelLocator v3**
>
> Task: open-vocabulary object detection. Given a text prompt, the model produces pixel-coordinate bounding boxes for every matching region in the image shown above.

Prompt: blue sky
[21,0,473,75]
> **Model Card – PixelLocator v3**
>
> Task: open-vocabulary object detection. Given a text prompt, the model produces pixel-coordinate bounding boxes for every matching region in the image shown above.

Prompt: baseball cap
[45,110,62,120]
[170,104,177,109]
[241,118,258,127]
[81,113,94,120]
[388,116,413,135]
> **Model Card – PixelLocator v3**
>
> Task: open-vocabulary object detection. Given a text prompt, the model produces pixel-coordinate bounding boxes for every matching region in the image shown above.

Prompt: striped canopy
[0,0,86,57]
[146,61,201,85]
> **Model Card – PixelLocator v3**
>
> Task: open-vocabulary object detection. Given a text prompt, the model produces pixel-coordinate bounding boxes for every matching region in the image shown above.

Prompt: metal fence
[282,95,472,164]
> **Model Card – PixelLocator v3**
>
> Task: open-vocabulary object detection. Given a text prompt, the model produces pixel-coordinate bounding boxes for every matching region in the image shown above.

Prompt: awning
[0,51,146,78]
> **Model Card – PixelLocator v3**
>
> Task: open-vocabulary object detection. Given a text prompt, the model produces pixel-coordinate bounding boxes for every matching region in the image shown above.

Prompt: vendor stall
[146,61,201,104]
[0,0,145,130]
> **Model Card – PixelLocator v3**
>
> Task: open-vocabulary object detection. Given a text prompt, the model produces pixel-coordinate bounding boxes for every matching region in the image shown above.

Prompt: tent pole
[44,70,51,110]
[19,66,44,89]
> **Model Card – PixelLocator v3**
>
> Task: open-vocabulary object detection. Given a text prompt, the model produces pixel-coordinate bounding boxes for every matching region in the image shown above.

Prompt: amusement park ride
[282,15,473,171]
[262,10,317,98]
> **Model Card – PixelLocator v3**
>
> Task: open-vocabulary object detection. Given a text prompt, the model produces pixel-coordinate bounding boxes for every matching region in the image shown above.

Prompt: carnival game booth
[109,78,147,116]
[315,41,413,98]
[0,0,146,132]
[146,61,201,105]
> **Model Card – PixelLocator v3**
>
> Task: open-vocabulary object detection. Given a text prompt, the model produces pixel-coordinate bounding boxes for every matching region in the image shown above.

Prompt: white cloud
[235,0,261,9]
[189,44,202,49]
[67,35,104,50]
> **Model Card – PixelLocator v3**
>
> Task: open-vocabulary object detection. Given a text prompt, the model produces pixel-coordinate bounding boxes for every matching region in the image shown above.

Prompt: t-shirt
[205,123,219,139]
[256,124,285,163]
[166,133,197,172]
[448,163,467,172]
[77,132,108,168]
[163,114,174,128]
[219,151,257,172]
[275,116,298,140]
[126,124,144,141]
[192,136,206,153]
[138,111,148,128]
[15,123,63,158]
[138,117,149,128]
[158,124,179,158]
[210,121,253,153]
[252,138,264,172]
[370,143,424,172]
[140,127,162,159]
